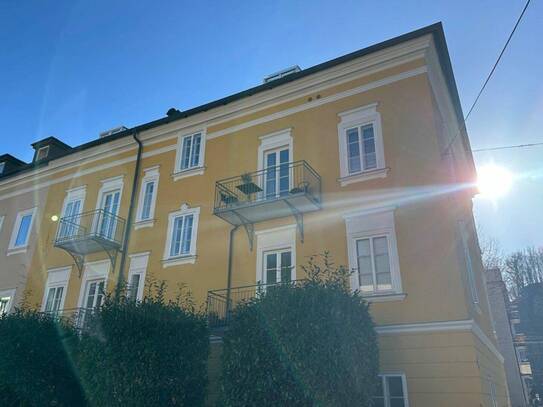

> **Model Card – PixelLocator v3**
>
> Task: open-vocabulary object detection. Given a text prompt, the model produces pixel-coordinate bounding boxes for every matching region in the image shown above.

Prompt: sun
[477,165,513,199]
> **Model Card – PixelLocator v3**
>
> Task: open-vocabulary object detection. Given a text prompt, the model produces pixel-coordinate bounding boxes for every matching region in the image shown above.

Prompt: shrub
[0,309,85,406]
[220,253,379,406]
[76,283,210,406]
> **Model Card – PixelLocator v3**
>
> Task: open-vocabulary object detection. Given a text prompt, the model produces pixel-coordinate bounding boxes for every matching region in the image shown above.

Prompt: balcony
[207,280,304,330]
[44,307,96,330]
[213,161,321,246]
[54,209,125,272]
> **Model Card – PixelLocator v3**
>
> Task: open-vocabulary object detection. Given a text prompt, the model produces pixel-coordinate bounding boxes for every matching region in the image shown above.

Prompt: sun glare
[477,165,513,199]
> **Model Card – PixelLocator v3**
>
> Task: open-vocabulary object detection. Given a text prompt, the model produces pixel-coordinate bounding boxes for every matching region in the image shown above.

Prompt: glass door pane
[265,152,277,199]
[99,190,120,239]
[264,147,290,199]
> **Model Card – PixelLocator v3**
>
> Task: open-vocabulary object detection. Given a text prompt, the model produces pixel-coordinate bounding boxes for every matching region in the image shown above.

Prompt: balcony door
[98,190,120,240]
[58,199,81,239]
[263,249,293,284]
[264,147,290,199]
[84,279,105,310]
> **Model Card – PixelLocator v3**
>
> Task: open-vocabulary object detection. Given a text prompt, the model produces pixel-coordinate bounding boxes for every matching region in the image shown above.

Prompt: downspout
[115,131,143,299]
[225,225,239,320]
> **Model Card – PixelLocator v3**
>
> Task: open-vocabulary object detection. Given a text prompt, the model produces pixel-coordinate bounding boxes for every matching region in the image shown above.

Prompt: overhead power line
[472,141,543,153]
[443,0,532,154]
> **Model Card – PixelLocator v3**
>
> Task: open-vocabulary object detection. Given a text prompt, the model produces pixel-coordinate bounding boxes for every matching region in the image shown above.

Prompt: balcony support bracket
[230,210,255,251]
[67,252,85,277]
[284,200,304,243]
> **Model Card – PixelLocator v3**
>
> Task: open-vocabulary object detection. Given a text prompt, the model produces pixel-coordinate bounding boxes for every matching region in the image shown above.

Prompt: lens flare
[477,165,513,199]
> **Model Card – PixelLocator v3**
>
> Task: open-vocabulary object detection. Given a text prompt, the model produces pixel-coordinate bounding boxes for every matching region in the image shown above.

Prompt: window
[136,167,159,226]
[127,253,149,301]
[263,249,293,284]
[517,347,529,362]
[175,131,205,173]
[356,235,392,293]
[337,103,386,186]
[0,289,15,316]
[489,380,498,407]
[0,162,5,174]
[459,220,479,305]
[347,124,376,173]
[58,187,85,239]
[42,267,70,314]
[256,224,296,285]
[94,176,124,240]
[0,215,4,234]
[163,206,200,266]
[374,374,409,407]
[8,207,37,252]
[36,146,49,161]
[345,208,403,298]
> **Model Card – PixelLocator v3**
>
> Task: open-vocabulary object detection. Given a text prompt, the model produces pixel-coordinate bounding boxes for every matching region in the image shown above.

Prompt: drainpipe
[225,225,239,320]
[115,131,143,299]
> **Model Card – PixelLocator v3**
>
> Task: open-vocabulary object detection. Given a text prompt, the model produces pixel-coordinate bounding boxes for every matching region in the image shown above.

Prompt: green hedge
[76,291,210,406]
[220,253,379,406]
[0,309,85,406]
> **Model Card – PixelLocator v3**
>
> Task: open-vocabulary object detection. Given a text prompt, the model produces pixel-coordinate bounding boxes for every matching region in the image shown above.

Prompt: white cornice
[0,34,434,196]
[375,319,504,363]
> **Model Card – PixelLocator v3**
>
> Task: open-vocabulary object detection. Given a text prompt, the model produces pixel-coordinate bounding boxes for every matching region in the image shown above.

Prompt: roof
[0,22,465,181]
[31,136,72,150]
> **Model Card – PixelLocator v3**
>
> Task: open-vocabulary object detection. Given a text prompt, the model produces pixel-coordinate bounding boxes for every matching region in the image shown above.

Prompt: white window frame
[337,103,387,186]
[0,288,17,315]
[344,207,404,301]
[173,130,206,181]
[255,224,296,285]
[135,166,160,229]
[95,176,124,213]
[127,252,150,301]
[58,186,86,237]
[77,260,110,309]
[162,205,200,267]
[374,373,409,407]
[41,266,71,313]
[36,145,50,161]
[8,207,37,254]
[489,378,498,407]
[458,220,480,308]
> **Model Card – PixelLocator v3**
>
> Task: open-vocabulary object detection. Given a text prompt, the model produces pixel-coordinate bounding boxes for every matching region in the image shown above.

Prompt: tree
[76,282,209,406]
[220,253,379,406]
[504,247,543,297]
[0,309,85,406]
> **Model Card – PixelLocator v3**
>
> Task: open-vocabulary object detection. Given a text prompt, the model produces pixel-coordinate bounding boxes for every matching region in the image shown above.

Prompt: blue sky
[1,0,541,253]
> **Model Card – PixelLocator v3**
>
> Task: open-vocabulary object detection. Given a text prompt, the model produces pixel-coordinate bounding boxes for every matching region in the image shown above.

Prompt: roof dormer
[31,137,72,163]
[0,154,27,178]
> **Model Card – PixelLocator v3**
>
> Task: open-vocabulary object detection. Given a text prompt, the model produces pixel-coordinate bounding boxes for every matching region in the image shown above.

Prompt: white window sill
[172,166,205,181]
[338,167,389,187]
[134,219,155,230]
[361,292,406,303]
[7,246,28,256]
[161,255,196,268]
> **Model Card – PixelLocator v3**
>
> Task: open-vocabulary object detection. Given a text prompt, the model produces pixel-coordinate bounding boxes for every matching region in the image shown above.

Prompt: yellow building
[0,23,509,406]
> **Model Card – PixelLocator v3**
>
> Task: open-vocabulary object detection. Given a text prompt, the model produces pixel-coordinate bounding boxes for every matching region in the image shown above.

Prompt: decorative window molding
[337,103,386,186]
[127,252,150,301]
[135,166,160,228]
[58,186,86,238]
[257,128,293,172]
[76,260,110,309]
[41,266,71,313]
[0,288,16,315]
[173,130,206,181]
[458,220,480,309]
[374,373,409,407]
[345,207,403,297]
[255,224,296,284]
[7,207,37,254]
[162,205,200,268]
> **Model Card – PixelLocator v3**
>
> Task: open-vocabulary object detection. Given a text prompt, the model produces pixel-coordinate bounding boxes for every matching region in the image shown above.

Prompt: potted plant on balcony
[240,172,253,185]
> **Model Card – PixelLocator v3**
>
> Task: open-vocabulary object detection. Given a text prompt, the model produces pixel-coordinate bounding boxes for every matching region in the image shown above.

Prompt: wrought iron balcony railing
[207,280,304,329]
[54,209,126,255]
[43,307,97,330]
[213,160,321,226]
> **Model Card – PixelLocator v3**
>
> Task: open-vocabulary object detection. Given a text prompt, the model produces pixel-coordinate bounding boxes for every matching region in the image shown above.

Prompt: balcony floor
[55,234,121,256]
[214,191,320,226]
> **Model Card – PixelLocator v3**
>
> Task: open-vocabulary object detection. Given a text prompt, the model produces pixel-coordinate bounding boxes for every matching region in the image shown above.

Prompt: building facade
[486,268,529,406]
[0,23,509,406]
